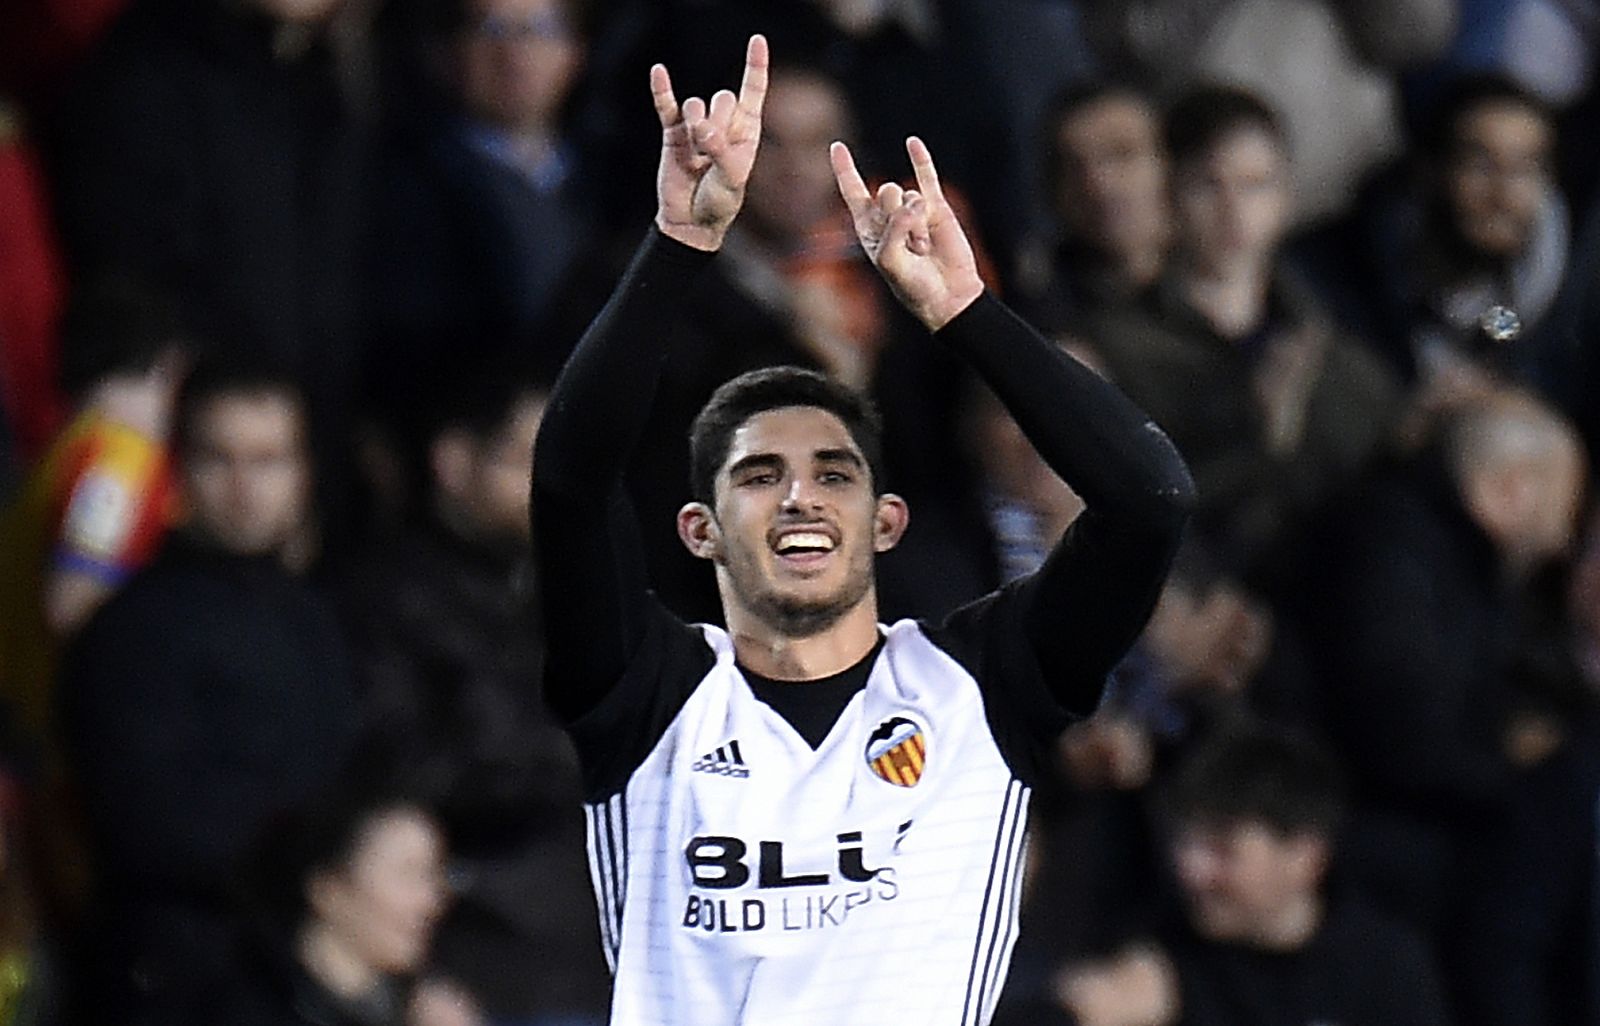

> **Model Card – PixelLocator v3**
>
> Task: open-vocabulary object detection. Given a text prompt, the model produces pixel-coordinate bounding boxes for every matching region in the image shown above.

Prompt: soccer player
[531,35,1195,1026]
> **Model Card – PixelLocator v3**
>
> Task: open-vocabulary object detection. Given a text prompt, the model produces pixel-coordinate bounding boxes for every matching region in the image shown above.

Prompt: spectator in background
[338,366,610,1025]
[49,0,375,541]
[1086,86,1400,585]
[1013,84,1171,328]
[1152,724,1452,1026]
[1296,389,1586,936]
[1004,724,1453,1026]
[1077,0,1456,222]
[365,0,590,448]
[1317,76,1567,391]
[61,358,357,1026]
[219,780,456,1026]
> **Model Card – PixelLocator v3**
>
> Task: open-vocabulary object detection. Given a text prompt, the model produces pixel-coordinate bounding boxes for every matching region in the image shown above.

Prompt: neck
[297,923,381,1002]
[724,594,882,680]
[1178,256,1271,339]
[1250,893,1322,951]
[495,123,557,166]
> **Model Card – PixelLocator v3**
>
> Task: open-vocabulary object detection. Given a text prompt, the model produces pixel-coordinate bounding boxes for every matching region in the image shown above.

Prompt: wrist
[655,214,726,252]
[920,278,985,332]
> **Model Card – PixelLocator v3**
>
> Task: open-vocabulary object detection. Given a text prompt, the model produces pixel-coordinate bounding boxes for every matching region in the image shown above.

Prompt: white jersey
[583,619,1033,1026]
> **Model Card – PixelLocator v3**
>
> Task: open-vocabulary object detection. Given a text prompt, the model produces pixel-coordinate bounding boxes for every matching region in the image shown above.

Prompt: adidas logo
[692,740,750,778]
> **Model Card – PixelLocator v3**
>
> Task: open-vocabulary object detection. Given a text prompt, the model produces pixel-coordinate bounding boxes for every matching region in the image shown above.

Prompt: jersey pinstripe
[583,618,1032,1026]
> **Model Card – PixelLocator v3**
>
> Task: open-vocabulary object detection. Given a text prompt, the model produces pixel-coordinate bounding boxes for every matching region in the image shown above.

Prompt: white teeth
[776,532,835,553]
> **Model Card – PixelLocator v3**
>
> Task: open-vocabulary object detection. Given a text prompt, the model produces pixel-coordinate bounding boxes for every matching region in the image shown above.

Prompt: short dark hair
[1421,72,1552,160]
[241,774,436,945]
[172,355,307,459]
[427,358,551,445]
[1158,722,1345,838]
[57,274,189,399]
[1165,85,1286,170]
[688,367,885,506]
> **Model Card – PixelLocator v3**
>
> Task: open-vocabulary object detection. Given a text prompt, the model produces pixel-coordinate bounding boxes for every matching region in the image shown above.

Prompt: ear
[677,501,722,561]
[430,431,476,499]
[873,494,909,553]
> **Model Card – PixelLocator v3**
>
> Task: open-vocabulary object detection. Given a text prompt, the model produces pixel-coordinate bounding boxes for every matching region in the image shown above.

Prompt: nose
[783,476,822,512]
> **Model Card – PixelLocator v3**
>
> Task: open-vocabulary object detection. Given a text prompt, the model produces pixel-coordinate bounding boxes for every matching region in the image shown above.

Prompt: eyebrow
[726,453,785,479]
[814,448,864,468]
[725,448,864,478]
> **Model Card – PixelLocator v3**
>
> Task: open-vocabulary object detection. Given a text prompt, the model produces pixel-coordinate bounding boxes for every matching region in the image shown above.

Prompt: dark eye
[820,469,853,484]
[739,471,779,487]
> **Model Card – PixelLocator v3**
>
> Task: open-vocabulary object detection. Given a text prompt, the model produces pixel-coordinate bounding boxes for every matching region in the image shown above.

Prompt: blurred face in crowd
[1465,435,1586,571]
[306,808,449,977]
[1444,100,1554,260]
[249,0,343,22]
[745,71,853,244]
[680,406,906,638]
[456,0,581,131]
[181,391,311,557]
[433,392,547,547]
[1171,818,1326,948]
[1173,125,1290,276]
[1053,94,1170,270]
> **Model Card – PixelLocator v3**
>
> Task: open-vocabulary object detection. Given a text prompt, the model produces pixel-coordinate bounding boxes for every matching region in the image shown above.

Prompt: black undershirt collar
[739,635,887,749]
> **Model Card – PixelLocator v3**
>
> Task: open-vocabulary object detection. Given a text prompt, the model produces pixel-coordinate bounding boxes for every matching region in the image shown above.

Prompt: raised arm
[835,138,1196,719]
[533,36,768,720]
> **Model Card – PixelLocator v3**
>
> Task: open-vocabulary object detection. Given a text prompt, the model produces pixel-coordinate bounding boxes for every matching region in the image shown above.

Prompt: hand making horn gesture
[651,34,770,252]
[831,136,986,331]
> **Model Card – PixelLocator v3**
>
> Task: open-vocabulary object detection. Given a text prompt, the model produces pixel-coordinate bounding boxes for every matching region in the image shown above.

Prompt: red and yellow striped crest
[866,717,927,787]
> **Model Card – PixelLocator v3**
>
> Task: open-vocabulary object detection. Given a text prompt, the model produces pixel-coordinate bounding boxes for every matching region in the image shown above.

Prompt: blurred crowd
[1,0,1599,1024]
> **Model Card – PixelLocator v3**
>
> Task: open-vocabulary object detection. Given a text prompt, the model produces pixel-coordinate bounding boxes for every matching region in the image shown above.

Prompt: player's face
[181,393,312,558]
[698,406,903,637]
[1054,96,1169,258]
[1445,102,1552,260]
[1170,819,1324,945]
[1173,127,1289,274]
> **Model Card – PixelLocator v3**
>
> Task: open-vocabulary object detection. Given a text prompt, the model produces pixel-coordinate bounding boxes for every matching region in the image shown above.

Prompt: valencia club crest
[866,717,927,787]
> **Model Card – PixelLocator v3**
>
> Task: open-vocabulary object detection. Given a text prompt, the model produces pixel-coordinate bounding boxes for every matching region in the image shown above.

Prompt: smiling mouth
[774,531,835,555]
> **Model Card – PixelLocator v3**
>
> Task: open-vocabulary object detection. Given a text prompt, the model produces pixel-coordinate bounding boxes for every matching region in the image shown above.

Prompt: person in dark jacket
[996,723,1454,1026]
[337,365,610,1024]
[60,358,358,1026]
[1296,388,1587,936]
[1154,724,1453,1026]
[1085,85,1400,586]
[363,0,591,451]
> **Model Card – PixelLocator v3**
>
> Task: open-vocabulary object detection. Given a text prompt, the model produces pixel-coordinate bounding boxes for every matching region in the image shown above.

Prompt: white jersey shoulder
[585,619,1031,1026]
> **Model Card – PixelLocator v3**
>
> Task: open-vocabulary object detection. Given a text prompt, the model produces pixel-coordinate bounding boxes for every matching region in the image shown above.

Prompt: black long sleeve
[532,229,714,721]
[932,293,1195,724]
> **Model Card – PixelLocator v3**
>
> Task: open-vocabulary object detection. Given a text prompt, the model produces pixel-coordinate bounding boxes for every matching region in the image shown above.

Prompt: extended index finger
[737,34,770,118]
[830,141,872,219]
[650,63,680,128]
[906,136,947,205]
